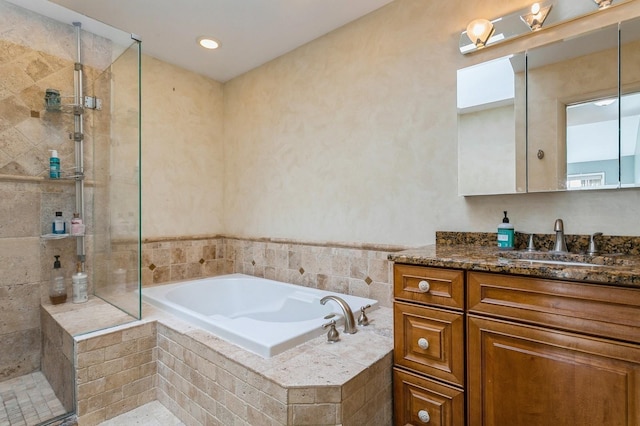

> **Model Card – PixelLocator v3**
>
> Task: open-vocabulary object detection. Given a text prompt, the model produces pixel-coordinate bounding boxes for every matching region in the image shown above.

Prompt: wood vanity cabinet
[467,271,640,426]
[393,264,466,425]
[393,264,640,426]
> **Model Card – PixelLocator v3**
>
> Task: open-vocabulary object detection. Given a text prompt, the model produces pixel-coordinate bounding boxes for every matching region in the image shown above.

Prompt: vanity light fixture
[197,36,220,50]
[521,2,552,31]
[465,18,495,48]
[593,0,614,9]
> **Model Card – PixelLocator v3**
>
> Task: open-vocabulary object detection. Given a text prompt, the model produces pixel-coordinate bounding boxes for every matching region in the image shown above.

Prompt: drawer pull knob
[417,337,429,350]
[418,280,431,293]
[418,409,430,423]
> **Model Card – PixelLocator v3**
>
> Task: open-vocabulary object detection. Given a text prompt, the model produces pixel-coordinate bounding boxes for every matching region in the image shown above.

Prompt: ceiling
[47,0,393,82]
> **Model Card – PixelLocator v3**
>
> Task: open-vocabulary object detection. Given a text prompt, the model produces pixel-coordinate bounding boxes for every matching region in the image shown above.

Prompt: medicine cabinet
[457,15,640,195]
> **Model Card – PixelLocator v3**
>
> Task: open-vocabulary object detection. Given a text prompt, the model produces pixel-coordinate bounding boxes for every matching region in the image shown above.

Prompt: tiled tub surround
[154,306,393,426]
[42,296,393,425]
[142,236,399,307]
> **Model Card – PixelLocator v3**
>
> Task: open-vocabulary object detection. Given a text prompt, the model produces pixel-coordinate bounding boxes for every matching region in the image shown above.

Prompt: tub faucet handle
[358,304,371,326]
[322,320,339,343]
[588,232,603,256]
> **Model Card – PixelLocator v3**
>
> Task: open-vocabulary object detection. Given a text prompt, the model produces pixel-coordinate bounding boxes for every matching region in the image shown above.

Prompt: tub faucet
[320,296,357,334]
[552,218,568,253]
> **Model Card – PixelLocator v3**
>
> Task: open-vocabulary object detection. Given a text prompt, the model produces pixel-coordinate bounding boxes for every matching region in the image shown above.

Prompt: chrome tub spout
[320,295,357,334]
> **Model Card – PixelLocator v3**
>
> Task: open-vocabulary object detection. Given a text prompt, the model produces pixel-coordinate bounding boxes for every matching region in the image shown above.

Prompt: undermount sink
[499,258,607,268]
[497,250,633,267]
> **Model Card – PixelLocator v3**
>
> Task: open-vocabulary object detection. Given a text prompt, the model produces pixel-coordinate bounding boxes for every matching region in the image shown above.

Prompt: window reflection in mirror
[565,97,619,190]
[621,17,640,188]
[527,24,619,192]
[566,92,640,190]
[457,53,526,196]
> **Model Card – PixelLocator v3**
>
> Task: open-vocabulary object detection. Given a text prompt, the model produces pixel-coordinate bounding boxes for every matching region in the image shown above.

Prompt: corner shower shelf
[41,233,85,240]
[49,173,85,181]
[41,233,69,240]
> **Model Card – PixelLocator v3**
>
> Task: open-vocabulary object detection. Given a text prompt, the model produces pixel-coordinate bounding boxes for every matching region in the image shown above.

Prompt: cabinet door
[468,315,640,426]
[394,368,465,426]
[394,301,465,386]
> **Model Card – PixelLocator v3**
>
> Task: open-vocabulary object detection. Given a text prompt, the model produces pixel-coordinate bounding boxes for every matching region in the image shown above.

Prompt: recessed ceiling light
[197,36,220,50]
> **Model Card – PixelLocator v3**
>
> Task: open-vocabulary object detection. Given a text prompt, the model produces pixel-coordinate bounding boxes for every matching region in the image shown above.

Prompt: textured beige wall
[141,56,224,238]
[221,0,640,245]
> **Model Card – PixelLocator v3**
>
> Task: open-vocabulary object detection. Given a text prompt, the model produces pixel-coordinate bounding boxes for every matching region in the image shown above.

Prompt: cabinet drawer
[394,264,464,310]
[394,301,465,386]
[467,271,640,344]
[393,367,465,426]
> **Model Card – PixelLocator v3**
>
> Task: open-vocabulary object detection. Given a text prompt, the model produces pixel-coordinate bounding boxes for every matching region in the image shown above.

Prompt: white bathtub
[142,273,378,357]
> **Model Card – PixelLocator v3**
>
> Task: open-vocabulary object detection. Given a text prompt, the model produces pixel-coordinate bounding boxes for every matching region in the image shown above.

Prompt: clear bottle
[70,213,84,236]
[52,211,66,234]
[72,262,88,303]
[49,255,67,304]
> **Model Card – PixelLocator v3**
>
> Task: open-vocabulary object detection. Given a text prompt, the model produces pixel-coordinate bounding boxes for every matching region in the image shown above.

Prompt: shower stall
[0,0,141,424]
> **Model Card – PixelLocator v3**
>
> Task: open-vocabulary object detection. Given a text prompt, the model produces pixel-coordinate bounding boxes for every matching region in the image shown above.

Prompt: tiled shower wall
[1,2,86,381]
[142,236,397,307]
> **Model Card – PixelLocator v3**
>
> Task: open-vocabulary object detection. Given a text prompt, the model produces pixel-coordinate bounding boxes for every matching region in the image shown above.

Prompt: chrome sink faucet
[320,295,357,334]
[552,218,568,253]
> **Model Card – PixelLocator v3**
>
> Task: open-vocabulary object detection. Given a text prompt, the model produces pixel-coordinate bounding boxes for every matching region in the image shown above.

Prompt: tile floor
[0,371,183,426]
[98,401,184,426]
[0,372,67,426]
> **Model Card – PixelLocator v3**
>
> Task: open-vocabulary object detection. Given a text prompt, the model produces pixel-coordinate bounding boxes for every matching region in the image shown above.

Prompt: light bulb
[531,3,541,15]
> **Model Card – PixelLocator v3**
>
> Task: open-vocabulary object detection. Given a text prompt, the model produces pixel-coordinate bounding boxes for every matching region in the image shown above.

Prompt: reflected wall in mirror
[620,17,640,188]
[457,53,526,195]
[527,23,619,192]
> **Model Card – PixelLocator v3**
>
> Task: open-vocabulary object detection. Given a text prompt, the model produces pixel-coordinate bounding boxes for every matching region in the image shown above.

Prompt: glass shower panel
[92,41,141,319]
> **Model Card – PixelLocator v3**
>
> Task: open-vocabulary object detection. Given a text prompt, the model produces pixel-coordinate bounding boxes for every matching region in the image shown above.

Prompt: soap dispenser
[497,211,515,250]
[49,255,67,304]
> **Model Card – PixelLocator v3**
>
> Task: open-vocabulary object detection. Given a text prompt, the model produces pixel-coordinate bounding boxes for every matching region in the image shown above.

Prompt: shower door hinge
[84,96,102,110]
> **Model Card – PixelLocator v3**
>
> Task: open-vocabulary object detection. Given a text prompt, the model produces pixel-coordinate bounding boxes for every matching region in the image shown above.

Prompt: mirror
[527,23,619,192]
[620,17,640,188]
[457,53,526,195]
[457,15,640,195]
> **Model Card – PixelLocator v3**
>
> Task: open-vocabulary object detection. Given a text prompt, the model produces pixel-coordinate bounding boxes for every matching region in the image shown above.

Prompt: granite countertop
[389,244,640,288]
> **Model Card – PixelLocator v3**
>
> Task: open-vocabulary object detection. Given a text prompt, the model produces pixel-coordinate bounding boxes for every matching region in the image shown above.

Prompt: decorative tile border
[142,236,402,307]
